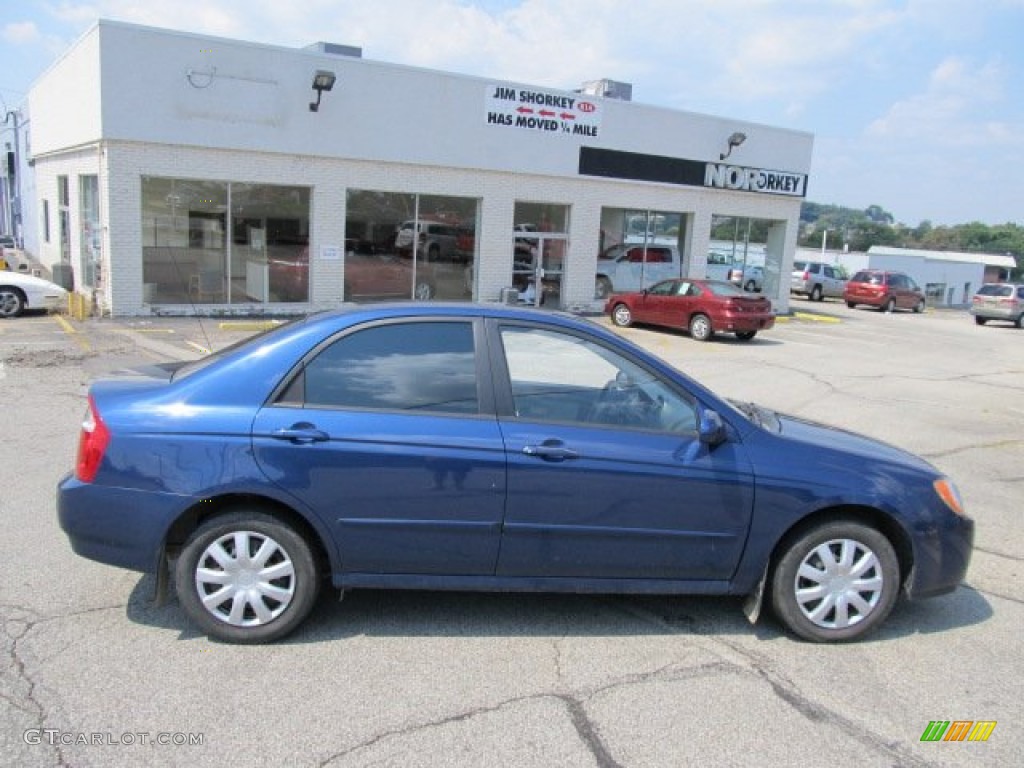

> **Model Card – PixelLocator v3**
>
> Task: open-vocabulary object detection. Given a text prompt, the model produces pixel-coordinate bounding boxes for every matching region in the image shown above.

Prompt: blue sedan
[58,303,973,643]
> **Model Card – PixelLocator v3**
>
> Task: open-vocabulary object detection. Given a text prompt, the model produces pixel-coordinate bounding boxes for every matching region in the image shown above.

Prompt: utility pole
[4,109,23,248]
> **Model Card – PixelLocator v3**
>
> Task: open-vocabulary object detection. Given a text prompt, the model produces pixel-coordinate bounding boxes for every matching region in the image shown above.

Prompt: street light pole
[4,109,23,248]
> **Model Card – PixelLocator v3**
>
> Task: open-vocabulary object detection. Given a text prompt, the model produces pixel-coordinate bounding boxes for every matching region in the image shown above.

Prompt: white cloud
[2,21,42,44]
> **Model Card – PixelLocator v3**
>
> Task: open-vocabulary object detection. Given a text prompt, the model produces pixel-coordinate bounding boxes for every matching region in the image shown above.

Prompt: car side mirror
[698,409,727,447]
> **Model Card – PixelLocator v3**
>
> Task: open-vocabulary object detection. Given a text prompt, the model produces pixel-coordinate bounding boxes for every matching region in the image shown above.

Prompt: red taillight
[75,395,110,483]
[802,271,810,280]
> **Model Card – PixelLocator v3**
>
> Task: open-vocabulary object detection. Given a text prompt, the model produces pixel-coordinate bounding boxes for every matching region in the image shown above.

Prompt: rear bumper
[57,473,189,573]
[717,313,775,332]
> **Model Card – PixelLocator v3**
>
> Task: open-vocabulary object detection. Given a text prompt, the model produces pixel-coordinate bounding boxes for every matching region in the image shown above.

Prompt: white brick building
[28,21,813,316]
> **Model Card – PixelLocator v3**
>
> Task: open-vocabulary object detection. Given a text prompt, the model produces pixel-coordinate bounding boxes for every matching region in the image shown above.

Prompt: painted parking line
[52,313,92,352]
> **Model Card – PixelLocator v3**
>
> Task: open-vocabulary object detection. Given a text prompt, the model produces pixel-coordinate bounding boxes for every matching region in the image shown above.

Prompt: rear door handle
[271,423,330,444]
[522,441,579,462]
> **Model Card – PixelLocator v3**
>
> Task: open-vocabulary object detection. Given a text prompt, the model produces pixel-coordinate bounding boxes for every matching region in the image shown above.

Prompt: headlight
[933,478,966,516]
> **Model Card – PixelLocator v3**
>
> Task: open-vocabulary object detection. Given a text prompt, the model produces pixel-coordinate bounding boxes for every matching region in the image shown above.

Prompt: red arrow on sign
[561,112,576,120]
[539,109,555,117]
[516,106,534,114]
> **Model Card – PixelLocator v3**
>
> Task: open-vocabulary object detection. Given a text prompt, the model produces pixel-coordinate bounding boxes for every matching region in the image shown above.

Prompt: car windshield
[976,284,1013,297]
[172,314,313,382]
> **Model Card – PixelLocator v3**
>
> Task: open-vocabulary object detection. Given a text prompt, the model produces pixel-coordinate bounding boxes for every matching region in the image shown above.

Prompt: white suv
[394,220,460,262]
[791,260,847,301]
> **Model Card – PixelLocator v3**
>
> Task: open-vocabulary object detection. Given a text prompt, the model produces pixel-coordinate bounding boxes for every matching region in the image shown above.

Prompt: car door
[489,320,755,581]
[251,318,507,575]
[636,280,681,327]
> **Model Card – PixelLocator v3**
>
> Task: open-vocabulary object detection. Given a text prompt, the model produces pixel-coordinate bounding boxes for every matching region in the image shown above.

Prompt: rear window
[793,261,806,271]
[976,284,1013,297]
[851,271,883,285]
[706,281,747,297]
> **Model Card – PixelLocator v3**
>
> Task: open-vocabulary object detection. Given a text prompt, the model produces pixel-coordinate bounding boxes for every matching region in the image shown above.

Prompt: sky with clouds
[2,0,1021,226]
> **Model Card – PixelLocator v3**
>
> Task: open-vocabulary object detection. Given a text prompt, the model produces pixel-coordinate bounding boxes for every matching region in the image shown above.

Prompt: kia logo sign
[578,102,596,113]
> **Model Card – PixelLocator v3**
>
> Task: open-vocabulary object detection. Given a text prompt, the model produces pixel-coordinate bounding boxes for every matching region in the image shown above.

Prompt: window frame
[485,318,699,435]
[269,316,496,418]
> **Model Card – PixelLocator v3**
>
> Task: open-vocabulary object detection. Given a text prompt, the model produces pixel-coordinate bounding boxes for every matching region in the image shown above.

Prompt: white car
[0,270,68,318]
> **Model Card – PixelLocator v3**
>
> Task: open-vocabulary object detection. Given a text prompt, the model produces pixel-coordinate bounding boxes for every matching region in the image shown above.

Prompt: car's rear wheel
[735,330,756,341]
[689,313,713,341]
[175,511,320,644]
[846,301,856,309]
[0,287,26,318]
[770,520,899,642]
[744,280,757,292]
[913,299,925,314]
[610,303,633,327]
[595,277,612,299]
[974,316,987,325]
[882,298,896,313]
[810,285,823,302]
[1016,314,1024,329]
[414,281,434,300]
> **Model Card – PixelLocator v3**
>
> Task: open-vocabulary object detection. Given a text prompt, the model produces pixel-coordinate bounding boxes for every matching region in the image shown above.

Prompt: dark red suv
[844,270,926,313]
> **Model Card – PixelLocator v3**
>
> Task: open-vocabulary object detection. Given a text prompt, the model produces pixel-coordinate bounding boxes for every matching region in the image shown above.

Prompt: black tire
[913,299,925,314]
[175,511,321,644]
[610,302,633,327]
[744,280,757,292]
[427,244,440,262]
[595,277,612,299]
[735,330,756,341]
[882,298,896,313]
[0,287,26,318]
[810,285,823,302]
[689,313,714,341]
[846,301,856,309]
[974,316,987,325]
[770,520,899,643]
[414,281,434,300]
[1016,314,1024,329]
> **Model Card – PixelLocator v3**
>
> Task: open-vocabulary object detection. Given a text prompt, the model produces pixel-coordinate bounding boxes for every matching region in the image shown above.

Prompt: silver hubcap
[794,538,883,630]
[0,290,20,317]
[415,282,432,300]
[692,317,709,338]
[613,306,630,325]
[195,531,296,627]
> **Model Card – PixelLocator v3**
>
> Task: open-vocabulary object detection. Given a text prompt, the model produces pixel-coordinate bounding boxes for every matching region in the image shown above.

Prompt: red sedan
[605,278,775,341]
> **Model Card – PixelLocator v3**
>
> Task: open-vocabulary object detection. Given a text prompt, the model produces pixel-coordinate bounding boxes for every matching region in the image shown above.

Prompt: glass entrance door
[512,202,569,308]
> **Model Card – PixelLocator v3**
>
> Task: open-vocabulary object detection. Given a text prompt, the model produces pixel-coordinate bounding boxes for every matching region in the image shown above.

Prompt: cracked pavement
[1,304,1021,767]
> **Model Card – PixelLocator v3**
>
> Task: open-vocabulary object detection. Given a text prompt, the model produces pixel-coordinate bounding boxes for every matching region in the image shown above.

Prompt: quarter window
[302,322,479,414]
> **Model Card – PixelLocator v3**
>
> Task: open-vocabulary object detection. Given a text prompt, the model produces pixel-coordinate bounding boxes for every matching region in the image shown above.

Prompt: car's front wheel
[770,520,899,642]
[610,303,633,327]
[595,277,612,299]
[175,511,320,644]
[913,299,925,314]
[0,287,26,318]
[882,297,896,313]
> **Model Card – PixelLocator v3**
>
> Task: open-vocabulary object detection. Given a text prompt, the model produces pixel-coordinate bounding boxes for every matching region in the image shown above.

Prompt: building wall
[28,20,813,316]
[88,141,800,316]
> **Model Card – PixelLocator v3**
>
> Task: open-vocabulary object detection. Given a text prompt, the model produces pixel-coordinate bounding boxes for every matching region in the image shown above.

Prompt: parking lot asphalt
[1,300,1021,767]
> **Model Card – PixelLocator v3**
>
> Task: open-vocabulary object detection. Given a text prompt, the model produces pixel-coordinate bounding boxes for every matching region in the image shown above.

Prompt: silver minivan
[969,283,1024,328]
[791,260,847,301]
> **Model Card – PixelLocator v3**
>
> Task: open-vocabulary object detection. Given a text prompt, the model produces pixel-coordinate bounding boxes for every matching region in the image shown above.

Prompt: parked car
[844,270,926,313]
[606,278,775,341]
[58,303,973,644]
[0,271,68,318]
[791,260,847,301]
[969,283,1024,328]
[727,264,763,292]
[344,253,435,300]
[395,220,460,262]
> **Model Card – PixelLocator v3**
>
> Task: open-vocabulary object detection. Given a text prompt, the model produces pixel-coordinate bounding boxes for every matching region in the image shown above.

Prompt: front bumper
[906,512,975,599]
